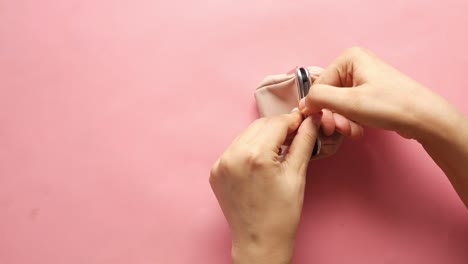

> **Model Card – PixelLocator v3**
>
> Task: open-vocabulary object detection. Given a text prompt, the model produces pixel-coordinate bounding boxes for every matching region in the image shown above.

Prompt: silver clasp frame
[290,67,321,157]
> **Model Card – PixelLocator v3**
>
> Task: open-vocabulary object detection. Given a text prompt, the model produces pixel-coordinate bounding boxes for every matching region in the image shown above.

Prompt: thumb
[284,113,321,172]
[299,84,356,116]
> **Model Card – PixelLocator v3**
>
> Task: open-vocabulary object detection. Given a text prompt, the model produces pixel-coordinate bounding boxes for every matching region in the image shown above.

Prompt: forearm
[417,94,468,206]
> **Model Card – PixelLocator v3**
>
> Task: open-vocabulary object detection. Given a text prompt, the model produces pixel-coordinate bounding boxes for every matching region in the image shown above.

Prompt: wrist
[412,91,465,146]
[231,236,294,264]
[410,92,468,206]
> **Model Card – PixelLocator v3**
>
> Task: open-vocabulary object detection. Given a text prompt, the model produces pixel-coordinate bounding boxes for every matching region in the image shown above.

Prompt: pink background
[1,0,468,263]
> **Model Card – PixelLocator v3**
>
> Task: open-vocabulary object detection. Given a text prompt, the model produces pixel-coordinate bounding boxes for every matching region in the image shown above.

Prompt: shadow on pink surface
[296,129,468,262]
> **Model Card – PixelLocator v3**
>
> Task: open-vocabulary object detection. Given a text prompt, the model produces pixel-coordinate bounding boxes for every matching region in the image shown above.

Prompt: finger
[333,112,351,137]
[255,111,304,149]
[300,83,364,118]
[313,47,368,87]
[313,65,347,87]
[349,119,364,139]
[239,107,301,143]
[313,54,353,87]
[310,131,344,160]
[333,113,364,139]
[284,115,321,172]
[320,109,335,136]
[308,66,324,78]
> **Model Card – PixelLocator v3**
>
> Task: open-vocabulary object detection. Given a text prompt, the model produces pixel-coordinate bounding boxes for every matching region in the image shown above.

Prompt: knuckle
[275,114,292,125]
[217,155,232,174]
[210,154,235,181]
[210,145,275,182]
[208,173,216,187]
[336,47,367,87]
[291,116,302,129]
[306,87,318,102]
[346,46,375,61]
[302,92,320,113]
[209,162,218,176]
[244,148,268,169]
[343,47,357,59]
[347,46,365,56]
[343,46,371,64]
[209,160,220,184]
[299,129,317,146]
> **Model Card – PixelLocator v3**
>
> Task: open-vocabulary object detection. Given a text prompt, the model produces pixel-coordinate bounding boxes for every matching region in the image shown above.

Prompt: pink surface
[1,0,468,263]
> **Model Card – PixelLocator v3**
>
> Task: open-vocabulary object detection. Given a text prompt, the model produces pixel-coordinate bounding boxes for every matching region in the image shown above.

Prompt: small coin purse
[254,66,343,159]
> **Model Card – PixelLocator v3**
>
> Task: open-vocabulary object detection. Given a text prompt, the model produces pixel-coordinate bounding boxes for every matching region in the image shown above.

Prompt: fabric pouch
[254,66,343,159]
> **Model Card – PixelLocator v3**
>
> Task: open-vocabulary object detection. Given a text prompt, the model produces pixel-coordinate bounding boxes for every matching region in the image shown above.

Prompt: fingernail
[309,67,324,76]
[299,98,305,109]
[311,112,322,126]
[290,107,299,113]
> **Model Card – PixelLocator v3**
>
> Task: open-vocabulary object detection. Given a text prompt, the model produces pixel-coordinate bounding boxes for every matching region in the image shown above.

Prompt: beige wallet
[254,66,343,159]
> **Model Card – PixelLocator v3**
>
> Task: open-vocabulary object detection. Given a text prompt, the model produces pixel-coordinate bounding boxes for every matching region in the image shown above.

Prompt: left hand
[308,67,364,160]
[210,110,321,264]
[308,66,364,141]
[321,109,364,139]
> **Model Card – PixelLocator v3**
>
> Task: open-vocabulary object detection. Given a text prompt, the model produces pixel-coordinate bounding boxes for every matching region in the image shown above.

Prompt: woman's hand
[210,110,321,264]
[308,66,362,160]
[306,66,363,141]
[300,47,464,142]
[300,47,468,206]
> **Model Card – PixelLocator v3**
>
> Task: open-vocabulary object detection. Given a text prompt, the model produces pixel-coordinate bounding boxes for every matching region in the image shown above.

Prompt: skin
[309,66,364,140]
[209,47,468,264]
[308,67,363,160]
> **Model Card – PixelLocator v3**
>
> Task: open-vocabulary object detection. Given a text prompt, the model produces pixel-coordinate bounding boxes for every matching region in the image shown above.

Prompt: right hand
[299,47,464,142]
